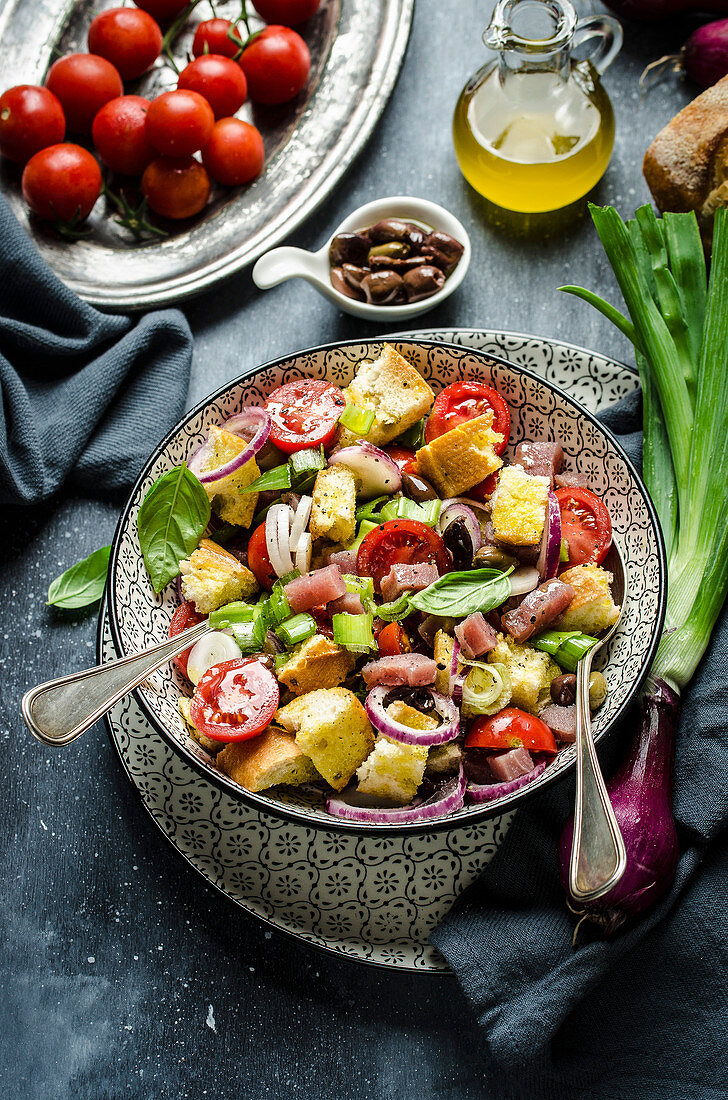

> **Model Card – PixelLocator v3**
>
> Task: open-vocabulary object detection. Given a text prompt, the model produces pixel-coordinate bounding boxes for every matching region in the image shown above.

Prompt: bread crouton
[416,412,503,497]
[426,741,463,777]
[340,344,434,447]
[387,700,439,731]
[356,735,428,804]
[433,629,455,694]
[217,726,319,791]
[276,633,355,696]
[199,427,260,528]
[490,464,549,546]
[310,465,356,543]
[555,565,620,635]
[177,696,221,755]
[487,634,560,715]
[275,687,374,791]
[179,538,258,614]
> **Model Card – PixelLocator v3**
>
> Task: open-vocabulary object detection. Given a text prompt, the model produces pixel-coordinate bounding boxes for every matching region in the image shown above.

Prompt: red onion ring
[437,500,482,554]
[365,686,460,746]
[509,566,540,597]
[325,766,466,824]
[266,503,294,578]
[448,637,468,705]
[329,442,402,499]
[466,760,546,803]
[188,407,271,484]
[536,492,562,581]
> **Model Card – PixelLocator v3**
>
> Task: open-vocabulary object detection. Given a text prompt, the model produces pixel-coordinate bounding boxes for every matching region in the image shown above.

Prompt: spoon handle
[569,651,627,902]
[21,620,210,747]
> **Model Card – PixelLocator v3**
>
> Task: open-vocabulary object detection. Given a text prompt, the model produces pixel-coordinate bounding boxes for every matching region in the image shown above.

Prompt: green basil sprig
[47,545,111,609]
[408,568,512,618]
[137,464,210,593]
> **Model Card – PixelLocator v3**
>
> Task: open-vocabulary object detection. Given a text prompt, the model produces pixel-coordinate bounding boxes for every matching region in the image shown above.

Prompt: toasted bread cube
[426,741,463,777]
[556,565,620,635]
[356,735,428,804]
[416,412,503,497]
[177,696,220,755]
[179,538,258,614]
[487,633,560,715]
[490,464,549,546]
[200,427,260,528]
[433,629,455,695]
[217,726,319,792]
[275,687,374,791]
[276,633,355,696]
[386,700,439,731]
[310,466,356,543]
[340,344,434,447]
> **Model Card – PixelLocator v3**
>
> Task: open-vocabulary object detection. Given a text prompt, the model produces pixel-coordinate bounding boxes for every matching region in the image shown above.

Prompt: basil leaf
[409,568,512,617]
[137,464,210,593]
[47,545,111,609]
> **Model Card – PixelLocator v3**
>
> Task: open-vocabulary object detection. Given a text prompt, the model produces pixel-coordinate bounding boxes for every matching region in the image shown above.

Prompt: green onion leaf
[338,403,375,435]
[209,601,258,629]
[277,613,317,646]
[375,592,412,621]
[533,630,598,672]
[239,463,292,494]
[269,583,292,625]
[332,612,375,652]
[379,497,441,526]
[349,519,379,555]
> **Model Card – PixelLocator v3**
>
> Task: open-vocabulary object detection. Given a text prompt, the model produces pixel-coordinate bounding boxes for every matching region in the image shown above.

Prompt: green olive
[473,545,519,570]
[368,241,410,261]
[588,671,608,710]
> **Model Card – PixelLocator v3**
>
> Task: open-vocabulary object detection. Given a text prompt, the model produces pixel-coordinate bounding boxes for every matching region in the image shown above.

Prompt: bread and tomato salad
[150,344,620,823]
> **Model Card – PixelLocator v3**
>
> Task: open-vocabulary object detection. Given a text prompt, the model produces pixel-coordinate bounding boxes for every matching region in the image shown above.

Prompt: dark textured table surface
[2,3,699,1097]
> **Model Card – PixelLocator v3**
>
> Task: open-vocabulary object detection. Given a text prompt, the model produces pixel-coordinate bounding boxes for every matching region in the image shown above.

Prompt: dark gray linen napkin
[0,194,193,504]
[432,392,728,1099]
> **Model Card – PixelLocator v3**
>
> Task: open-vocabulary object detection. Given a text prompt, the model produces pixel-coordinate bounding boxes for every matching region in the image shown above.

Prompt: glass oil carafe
[453,0,622,213]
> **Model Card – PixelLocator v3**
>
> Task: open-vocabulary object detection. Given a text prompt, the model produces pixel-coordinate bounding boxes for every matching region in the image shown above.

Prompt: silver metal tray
[0,0,413,310]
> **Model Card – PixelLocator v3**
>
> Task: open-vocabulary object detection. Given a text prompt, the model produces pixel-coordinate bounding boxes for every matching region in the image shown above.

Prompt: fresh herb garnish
[47,545,111,609]
[137,464,210,593]
[408,568,512,618]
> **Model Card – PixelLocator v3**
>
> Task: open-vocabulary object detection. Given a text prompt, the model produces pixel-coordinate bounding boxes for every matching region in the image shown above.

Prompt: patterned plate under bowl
[108,332,665,835]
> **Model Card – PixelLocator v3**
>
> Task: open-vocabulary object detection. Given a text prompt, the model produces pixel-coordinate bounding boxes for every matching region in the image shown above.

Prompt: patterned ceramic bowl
[108,338,666,834]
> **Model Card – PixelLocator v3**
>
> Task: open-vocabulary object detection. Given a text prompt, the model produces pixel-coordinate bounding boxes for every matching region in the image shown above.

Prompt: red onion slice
[509,566,540,597]
[188,407,271,484]
[266,503,294,578]
[326,766,466,824]
[329,443,402,499]
[437,500,482,553]
[466,760,547,803]
[536,492,562,580]
[295,531,312,574]
[289,494,313,552]
[365,685,460,746]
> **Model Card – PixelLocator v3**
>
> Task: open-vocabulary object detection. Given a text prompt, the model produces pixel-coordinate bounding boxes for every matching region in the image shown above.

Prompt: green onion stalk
[555,205,728,933]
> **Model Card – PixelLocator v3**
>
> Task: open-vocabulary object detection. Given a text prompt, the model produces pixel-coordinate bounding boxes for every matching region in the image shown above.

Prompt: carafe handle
[573,15,623,75]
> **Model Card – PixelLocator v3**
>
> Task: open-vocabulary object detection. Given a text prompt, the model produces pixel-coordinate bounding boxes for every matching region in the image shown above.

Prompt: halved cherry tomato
[247,520,277,590]
[384,445,418,476]
[377,621,411,656]
[168,599,205,678]
[465,708,557,754]
[357,519,451,592]
[425,381,510,454]
[190,657,279,742]
[555,486,612,567]
[466,471,498,503]
[264,378,345,454]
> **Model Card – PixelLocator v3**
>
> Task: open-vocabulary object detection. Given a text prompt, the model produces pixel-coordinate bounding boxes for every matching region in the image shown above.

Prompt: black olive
[422,231,465,275]
[328,231,371,266]
[360,270,405,305]
[401,470,438,502]
[341,263,370,290]
[369,254,430,274]
[550,673,577,707]
[385,686,437,712]
[330,266,365,301]
[403,264,446,303]
[368,219,427,250]
[442,517,473,570]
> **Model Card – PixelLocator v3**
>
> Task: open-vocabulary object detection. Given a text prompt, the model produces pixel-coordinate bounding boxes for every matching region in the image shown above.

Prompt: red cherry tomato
[87,7,162,81]
[145,89,214,157]
[264,378,345,454]
[22,143,102,224]
[240,26,310,105]
[247,521,277,590]
[201,118,264,185]
[190,657,279,742]
[45,53,123,134]
[384,445,418,476]
[133,0,188,20]
[465,708,557,754]
[555,486,612,568]
[92,95,155,175]
[141,156,210,218]
[0,85,65,164]
[252,0,321,25]
[377,622,412,657]
[192,19,245,60]
[177,55,247,119]
[425,381,510,453]
[466,471,498,503]
[169,600,205,678]
[357,520,452,593]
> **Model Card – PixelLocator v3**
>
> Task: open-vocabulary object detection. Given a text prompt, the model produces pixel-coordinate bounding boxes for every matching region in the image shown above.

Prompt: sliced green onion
[239,463,291,494]
[338,403,375,435]
[289,447,326,480]
[356,496,388,523]
[277,613,317,646]
[332,612,375,652]
[397,418,426,449]
[209,601,258,629]
[269,583,291,625]
[375,592,412,622]
[559,538,569,563]
[343,574,374,600]
[349,519,379,554]
[274,653,291,671]
[231,614,267,654]
[380,496,441,526]
[277,568,300,587]
[533,630,598,672]
[462,663,509,714]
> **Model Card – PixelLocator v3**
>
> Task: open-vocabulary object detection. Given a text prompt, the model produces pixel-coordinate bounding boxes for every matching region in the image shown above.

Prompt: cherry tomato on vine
[357,520,451,593]
[192,19,245,60]
[168,600,205,678]
[555,486,612,568]
[425,381,510,452]
[46,53,123,134]
[142,156,210,218]
[201,118,264,186]
[377,622,412,657]
[22,143,102,224]
[0,85,65,164]
[240,26,310,105]
[92,95,155,175]
[465,709,557,755]
[252,0,321,24]
[178,55,247,119]
[264,378,345,453]
[132,0,188,20]
[190,657,280,743]
[146,89,215,157]
[247,522,277,590]
[87,7,162,81]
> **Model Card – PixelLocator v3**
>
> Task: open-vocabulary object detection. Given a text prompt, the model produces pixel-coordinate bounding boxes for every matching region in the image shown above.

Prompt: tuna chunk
[328,592,366,616]
[502,578,575,643]
[488,746,534,782]
[329,548,358,574]
[514,441,564,487]
[361,653,438,688]
[541,704,577,743]
[380,561,439,603]
[455,612,498,659]
[554,471,591,491]
[284,565,346,612]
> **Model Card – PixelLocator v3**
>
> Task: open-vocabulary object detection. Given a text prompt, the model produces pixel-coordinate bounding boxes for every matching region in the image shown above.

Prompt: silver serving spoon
[568,541,628,902]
